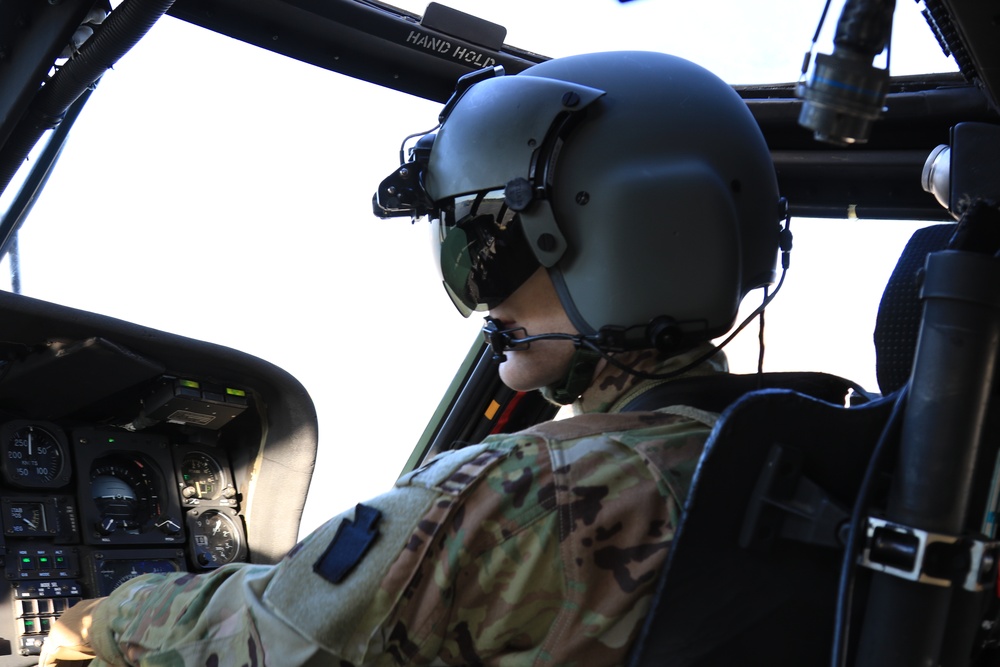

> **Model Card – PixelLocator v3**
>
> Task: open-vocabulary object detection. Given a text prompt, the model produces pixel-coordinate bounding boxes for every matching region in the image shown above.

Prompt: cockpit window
[0,1,961,537]
[1,16,484,535]
[388,0,957,82]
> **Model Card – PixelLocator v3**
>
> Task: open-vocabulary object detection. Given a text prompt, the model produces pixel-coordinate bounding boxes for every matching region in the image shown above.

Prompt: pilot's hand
[39,597,105,666]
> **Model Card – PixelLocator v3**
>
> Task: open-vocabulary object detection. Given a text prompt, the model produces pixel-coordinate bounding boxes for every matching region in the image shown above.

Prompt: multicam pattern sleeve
[83,407,712,667]
[388,411,713,666]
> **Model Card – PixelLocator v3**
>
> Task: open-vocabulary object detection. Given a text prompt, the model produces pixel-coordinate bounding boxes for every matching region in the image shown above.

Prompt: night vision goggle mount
[372,66,506,220]
[371,134,436,219]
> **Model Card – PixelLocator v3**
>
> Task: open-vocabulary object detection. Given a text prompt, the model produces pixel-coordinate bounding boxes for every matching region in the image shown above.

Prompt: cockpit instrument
[0,421,71,489]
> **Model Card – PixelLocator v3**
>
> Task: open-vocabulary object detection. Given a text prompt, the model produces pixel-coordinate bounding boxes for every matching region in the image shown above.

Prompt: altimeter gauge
[188,509,246,568]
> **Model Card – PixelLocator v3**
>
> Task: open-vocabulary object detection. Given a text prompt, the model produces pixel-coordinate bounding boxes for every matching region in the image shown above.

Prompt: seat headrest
[873,224,955,395]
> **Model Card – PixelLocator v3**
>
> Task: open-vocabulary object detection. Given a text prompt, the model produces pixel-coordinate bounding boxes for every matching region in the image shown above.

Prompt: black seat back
[627,389,893,666]
[874,223,955,394]
[622,371,862,414]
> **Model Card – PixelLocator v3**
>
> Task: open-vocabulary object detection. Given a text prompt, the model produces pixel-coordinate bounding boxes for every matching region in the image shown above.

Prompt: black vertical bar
[0,84,96,261]
[857,250,1000,665]
[9,231,20,294]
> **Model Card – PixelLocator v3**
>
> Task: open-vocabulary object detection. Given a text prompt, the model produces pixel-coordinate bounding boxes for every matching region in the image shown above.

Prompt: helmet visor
[433,191,540,317]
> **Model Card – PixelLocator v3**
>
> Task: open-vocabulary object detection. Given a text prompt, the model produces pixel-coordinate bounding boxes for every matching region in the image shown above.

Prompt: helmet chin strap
[542,347,604,405]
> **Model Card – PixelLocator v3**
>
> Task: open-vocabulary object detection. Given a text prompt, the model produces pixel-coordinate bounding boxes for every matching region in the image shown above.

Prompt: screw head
[562,91,581,107]
[537,233,557,252]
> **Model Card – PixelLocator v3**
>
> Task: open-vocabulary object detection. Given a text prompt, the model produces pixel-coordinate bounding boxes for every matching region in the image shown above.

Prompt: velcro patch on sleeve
[313,503,382,584]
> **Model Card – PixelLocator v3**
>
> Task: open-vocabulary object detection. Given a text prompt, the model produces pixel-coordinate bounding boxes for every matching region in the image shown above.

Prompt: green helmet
[379,51,783,352]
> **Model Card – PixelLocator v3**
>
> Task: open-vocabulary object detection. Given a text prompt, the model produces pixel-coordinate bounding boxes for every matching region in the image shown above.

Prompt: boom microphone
[482,317,581,361]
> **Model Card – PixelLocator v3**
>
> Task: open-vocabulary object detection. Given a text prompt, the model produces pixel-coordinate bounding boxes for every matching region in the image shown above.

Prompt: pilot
[42,50,783,666]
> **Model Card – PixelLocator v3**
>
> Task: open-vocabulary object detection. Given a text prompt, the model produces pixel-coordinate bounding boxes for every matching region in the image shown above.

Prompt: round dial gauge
[181,452,224,501]
[2,500,50,537]
[192,510,243,567]
[1,421,70,488]
[90,455,160,535]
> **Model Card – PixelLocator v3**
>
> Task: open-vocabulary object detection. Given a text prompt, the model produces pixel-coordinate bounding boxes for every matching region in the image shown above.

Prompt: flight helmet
[376,51,783,353]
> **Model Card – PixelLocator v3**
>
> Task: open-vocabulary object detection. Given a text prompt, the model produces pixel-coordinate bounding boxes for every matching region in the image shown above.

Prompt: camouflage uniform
[54,345,726,667]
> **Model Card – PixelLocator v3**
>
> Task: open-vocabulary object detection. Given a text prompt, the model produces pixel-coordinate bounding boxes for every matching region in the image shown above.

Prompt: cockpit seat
[874,223,956,395]
[627,223,959,665]
[626,387,894,666]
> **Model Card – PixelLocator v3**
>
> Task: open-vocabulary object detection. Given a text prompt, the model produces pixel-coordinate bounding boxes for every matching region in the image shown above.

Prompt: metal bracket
[860,516,1000,592]
[740,444,850,551]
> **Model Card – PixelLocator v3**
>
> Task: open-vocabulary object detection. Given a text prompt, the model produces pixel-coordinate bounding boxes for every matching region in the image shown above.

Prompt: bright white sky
[0,0,956,537]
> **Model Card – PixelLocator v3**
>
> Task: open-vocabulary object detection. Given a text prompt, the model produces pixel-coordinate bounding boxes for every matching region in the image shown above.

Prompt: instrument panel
[0,296,317,667]
[0,420,247,658]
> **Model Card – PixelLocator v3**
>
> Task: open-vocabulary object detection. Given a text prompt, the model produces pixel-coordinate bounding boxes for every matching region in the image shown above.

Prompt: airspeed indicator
[1,421,71,488]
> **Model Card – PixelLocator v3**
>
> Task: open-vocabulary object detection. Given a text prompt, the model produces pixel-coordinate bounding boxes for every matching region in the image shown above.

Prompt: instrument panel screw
[562,91,581,107]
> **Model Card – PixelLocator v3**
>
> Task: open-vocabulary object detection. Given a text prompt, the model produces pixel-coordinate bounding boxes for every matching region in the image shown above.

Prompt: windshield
[0,0,957,537]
